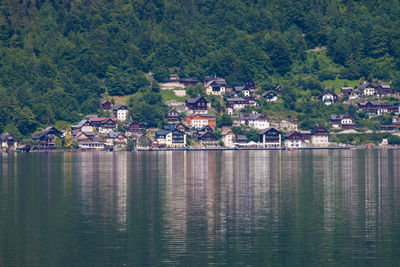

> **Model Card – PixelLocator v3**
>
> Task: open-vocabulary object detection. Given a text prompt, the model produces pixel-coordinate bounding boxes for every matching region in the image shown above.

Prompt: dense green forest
[0,0,400,137]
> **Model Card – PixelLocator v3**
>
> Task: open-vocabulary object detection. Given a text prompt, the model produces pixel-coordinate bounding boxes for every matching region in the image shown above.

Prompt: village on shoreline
[2,75,400,153]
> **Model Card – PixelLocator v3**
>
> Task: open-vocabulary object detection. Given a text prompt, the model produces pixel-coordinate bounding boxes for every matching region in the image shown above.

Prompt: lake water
[0,150,400,266]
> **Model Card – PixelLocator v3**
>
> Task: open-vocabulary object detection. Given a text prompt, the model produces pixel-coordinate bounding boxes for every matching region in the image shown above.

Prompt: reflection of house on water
[78,152,128,231]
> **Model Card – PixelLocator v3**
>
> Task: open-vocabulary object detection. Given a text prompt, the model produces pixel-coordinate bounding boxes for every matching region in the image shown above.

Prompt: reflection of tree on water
[1,150,400,266]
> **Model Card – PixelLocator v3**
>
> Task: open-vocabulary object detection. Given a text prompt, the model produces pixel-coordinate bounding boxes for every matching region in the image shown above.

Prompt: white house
[204,78,227,96]
[239,113,270,130]
[221,129,235,148]
[156,129,186,148]
[113,105,130,122]
[284,131,305,148]
[311,125,329,147]
[71,119,95,133]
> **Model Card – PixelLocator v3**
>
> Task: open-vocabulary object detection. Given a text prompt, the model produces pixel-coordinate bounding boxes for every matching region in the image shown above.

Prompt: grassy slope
[160,90,188,102]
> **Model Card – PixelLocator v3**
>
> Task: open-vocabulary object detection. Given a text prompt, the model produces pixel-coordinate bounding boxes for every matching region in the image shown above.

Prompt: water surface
[0,150,399,266]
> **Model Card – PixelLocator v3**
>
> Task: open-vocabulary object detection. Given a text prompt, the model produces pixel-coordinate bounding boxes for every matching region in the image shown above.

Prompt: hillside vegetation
[1,0,400,136]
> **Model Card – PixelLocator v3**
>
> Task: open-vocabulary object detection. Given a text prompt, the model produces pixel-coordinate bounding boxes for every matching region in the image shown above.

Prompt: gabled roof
[258,127,281,135]
[239,113,267,121]
[163,125,175,131]
[180,78,198,83]
[156,128,185,137]
[311,125,328,135]
[107,132,125,139]
[32,127,62,140]
[221,129,235,136]
[285,131,303,140]
[71,119,94,129]
[329,114,345,120]
[359,101,392,107]
[113,105,129,111]
[355,82,382,90]
[329,114,354,121]
[0,133,17,142]
[186,95,207,104]
[190,113,216,119]
[198,131,218,140]
[233,86,246,92]
[262,91,277,98]
[167,108,179,115]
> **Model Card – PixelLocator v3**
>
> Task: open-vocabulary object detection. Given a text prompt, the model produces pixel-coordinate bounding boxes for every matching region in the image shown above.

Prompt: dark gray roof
[71,119,92,129]
[107,132,124,138]
[186,96,205,104]
[156,130,170,137]
[32,127,62,140]
[329,115,345,120]
[258,127,281,135]
[0,133,16,141]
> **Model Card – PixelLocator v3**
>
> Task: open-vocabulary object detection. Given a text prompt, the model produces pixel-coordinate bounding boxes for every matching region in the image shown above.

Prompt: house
[299,130,312,141]
[175,121,190,133]
[113,105,130,122]
[262,91,278,102]
[166,108,180,124]
[198,131,219,148]
[130,133,152,149]
[244,80,257,92]
[236,135,248,143]
[194,125,213,137]
[161,74,184,89]
[161,74,198,90]
[204,77,227,96]
[185,96,208,114]
[356,82,391,96]
[233,86,251,97]
[258,128,282,148]
[341,87,353,95]
[180,78,198,86]
[221,129,235,148]
[106,132,128,148]
[358,101,393,115]
[71,119,95,133]
[126,121,146,136]
[185,113,217,129]
[321,90,338,105]
[226,97,257,115]
[329,114,356,129]
[0,133,17,150]
[274,85,282,93]
[155,128,186,148]
[232,80,256,97]
[32,126,63,149]
[284,131,305,148]
[78,137,105,150]
[101,100,113,111]
[239,113,270,130]
[72,131,95,143]
[87,116,118,133]
[311,125,329,147]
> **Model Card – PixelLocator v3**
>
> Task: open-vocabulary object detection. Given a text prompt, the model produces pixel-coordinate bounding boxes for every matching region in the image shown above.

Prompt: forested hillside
[1,0,400,137]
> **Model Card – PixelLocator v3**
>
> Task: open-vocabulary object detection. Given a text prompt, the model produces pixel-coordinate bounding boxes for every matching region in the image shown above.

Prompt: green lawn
[323,78,361,94]
[161,89,188,102]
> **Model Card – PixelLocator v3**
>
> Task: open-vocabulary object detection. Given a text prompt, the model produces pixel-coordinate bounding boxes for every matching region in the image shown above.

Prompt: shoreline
[3,146,400,153]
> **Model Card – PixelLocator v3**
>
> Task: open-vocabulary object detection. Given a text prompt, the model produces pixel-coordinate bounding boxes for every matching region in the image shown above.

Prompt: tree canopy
[0,0,400,136]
